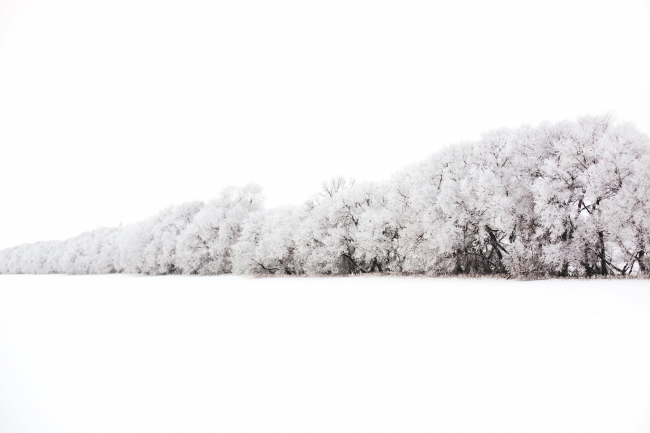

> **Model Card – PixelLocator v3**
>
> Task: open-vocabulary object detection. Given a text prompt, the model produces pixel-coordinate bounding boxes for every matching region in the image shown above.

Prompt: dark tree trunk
[598,231,608,276]
[638,250,646,273]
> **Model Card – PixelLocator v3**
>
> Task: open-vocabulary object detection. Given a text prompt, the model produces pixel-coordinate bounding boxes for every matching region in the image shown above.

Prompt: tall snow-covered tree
[1,115,648,278]
[176,183,264,274]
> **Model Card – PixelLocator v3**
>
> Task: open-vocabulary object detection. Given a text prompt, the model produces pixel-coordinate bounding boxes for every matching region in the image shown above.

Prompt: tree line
[2,114,649,278]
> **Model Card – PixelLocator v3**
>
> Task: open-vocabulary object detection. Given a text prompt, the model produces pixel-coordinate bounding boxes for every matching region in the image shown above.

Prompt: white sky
[1,0,649,250]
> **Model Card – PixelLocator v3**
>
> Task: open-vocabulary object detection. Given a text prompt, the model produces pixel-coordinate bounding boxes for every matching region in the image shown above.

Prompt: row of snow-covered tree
[2,114,649,278]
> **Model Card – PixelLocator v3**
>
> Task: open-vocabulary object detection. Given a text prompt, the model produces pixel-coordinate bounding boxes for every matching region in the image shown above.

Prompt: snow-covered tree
[232,206,302,275]
[176,183,264,274]
[1,115,648,278]
[141,201,204,275]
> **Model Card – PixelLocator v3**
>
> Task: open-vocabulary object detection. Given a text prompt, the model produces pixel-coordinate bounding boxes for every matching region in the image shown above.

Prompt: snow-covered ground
[1,275,649,433]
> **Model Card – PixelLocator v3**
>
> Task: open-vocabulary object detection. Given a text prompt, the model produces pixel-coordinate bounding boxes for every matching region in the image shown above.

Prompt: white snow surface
[1,275,649,433]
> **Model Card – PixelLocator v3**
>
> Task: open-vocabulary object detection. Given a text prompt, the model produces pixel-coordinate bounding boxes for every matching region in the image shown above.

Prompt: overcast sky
[1,0,649,250]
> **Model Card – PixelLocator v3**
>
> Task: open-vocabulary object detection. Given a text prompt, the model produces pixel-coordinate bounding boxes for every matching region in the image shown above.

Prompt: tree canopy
[2,114,649,278]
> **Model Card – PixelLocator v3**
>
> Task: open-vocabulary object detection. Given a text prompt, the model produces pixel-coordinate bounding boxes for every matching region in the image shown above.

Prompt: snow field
[1,275,650,432]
